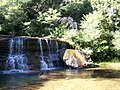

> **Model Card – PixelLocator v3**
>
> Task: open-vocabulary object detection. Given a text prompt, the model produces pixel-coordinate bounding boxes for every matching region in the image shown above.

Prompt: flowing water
[45,39,54,68]
[4,37,62,72]
[38,39,48,70]
[4,37,28,73]
[38,39,61,70]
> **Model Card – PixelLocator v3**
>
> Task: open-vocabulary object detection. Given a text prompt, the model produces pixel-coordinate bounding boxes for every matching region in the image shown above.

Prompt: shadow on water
[41,69,120,80]
[0,71,45,90]
[0,68,120,90]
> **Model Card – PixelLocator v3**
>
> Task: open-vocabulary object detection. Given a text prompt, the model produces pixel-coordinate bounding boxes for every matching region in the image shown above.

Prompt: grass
[94,57,120,65]
[94,61,120,70]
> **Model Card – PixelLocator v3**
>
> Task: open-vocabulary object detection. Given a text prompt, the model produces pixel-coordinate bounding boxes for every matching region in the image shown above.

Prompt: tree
[71,0,120,62]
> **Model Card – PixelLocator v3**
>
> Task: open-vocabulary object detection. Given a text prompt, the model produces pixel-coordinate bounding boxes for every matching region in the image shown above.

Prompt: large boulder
[62,49,92,68]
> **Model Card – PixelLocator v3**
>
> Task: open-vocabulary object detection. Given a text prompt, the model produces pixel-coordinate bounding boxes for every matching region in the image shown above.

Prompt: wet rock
[0,35,70,70]
[25,38,39,51]
[62,49,92,68]
[0,36,10,70]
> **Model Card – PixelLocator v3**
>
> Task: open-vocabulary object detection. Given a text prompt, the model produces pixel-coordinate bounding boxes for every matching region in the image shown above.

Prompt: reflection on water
[0,69,120,90]
[92,69,120,78]
[42,69,120,80]
[0,72,42,90]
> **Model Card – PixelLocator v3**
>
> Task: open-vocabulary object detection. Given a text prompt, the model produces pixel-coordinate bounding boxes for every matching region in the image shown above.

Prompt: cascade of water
[55,40,59,53]
[38,39,62,70]
[45,39,53,68]
[38,39,48,70]
[55,40,60,60]
[47,39,60,67]
[50,40,60,66]
[49,40,60,61]
[5,37,28,72]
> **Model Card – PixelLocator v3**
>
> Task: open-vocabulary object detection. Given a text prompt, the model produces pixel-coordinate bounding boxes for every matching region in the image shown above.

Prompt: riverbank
[95,62,120,70]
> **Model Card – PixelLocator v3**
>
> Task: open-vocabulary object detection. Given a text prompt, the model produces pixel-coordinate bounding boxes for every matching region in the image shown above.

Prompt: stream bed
[0,68,120,90]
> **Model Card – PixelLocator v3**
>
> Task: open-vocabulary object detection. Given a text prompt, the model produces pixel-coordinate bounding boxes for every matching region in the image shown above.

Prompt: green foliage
[112,31,120,50]
[0,0,93,36]
[37,8,61,24]
[111,57,120,63]
[71,0,120,62]
[49,25,67,38]
[80,11,103,42]
[59,0,92,21]
[0,0,31,35]
[0,0,62,36]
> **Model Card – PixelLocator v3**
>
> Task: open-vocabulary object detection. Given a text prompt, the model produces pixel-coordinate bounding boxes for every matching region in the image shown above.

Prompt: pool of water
[0,71,42,89]
[0,69,120,90]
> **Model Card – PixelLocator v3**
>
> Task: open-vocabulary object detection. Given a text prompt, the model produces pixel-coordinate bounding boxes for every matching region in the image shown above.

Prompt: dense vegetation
[0,0,120,62]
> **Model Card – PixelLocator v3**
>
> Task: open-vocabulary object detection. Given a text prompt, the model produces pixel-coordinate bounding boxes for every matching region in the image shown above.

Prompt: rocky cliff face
[0,35,68,71]
[0,36,11,70]
[25,37,40,70]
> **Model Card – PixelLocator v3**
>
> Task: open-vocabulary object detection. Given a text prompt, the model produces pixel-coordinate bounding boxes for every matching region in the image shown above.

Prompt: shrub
[72,0,120,62]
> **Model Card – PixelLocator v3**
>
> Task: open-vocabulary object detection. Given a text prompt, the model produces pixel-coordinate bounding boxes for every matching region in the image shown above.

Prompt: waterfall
[46,39,60,68]
[38,39,61,70]
[38,39,48,70]
[49,40,60,62]
[45,39,53,68]
[5,37,28,73]
[55,40,59,53]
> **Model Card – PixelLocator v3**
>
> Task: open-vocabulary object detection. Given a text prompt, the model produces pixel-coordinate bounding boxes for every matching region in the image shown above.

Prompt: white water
[38,39,61,70]
[5,37,28,73]
[38,39,48,70]
[55,40,59,53]
[45,39,54,68]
